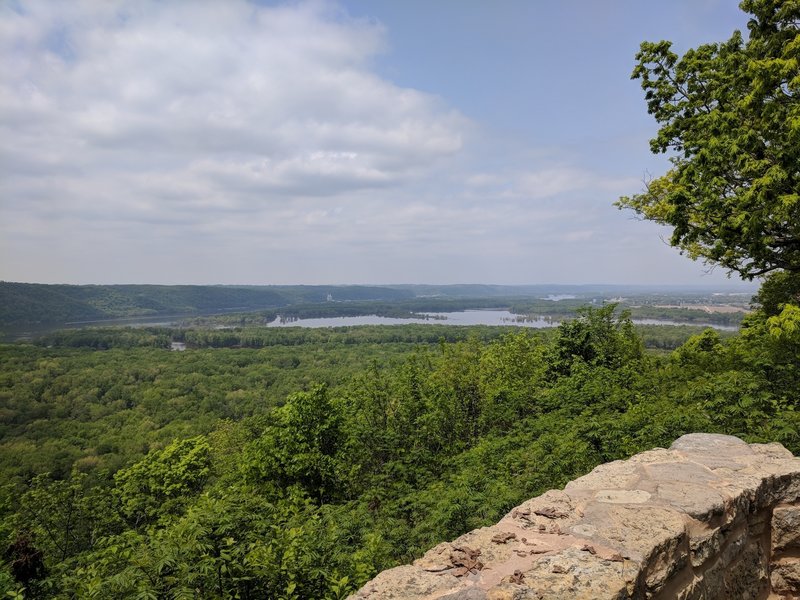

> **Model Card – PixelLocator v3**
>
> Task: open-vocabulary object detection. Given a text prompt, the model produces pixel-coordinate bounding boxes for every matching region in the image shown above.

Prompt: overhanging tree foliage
[618,0,799,279]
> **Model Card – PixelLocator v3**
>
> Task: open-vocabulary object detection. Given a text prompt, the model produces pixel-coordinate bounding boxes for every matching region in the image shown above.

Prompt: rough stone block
[723,541,768,600]
[440,589,489,600]
[747,510,770,538]
[770,558,800,596]
[349,434,800,600]
[772,504,800,552]
[673,577,711,600]
[350,565,465,599]
[688,525,722,568]
[513,548,631,600]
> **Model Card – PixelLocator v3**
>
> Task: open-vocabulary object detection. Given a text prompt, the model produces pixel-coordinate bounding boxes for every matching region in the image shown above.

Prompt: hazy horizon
[1,1,751,286]
[1,279,760,291]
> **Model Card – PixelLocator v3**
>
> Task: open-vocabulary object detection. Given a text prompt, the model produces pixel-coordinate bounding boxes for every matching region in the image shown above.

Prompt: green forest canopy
[1,303,798,598]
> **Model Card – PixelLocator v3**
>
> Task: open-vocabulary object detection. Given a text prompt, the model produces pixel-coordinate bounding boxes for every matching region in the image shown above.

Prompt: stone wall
[350,434,800,600]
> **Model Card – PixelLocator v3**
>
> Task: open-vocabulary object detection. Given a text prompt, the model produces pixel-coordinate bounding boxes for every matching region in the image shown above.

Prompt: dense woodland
[0,289,798,598]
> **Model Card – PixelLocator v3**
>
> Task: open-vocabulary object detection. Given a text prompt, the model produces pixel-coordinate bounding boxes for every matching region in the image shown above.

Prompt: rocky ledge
[350,434,800,599]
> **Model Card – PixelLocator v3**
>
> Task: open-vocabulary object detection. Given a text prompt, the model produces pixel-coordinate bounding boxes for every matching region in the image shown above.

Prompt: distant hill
[389,283,758,298]
[0,282,413,327]
[0,281,758,330]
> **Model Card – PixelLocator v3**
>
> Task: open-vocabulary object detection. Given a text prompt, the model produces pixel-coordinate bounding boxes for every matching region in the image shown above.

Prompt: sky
[0,0,758,286]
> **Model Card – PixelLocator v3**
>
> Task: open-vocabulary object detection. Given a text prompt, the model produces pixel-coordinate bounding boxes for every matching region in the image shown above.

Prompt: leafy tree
[671,328,724,372]
[478,332,545,431]
[618,0,800,279]
[756,270,800,316]
[755,270,800,338]
[243,385,344,502]
[546,304,643,379]
[425,339,484,450]
[13,473,119,565]
[61,491,364,600]
[114,436,211,527]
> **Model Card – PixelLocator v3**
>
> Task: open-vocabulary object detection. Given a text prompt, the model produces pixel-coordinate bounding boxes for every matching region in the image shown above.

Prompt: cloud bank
[0,1,741,284]
[2,0,463,212]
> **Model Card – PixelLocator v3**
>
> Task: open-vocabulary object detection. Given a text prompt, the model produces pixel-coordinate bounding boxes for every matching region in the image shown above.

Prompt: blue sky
[0,0,757,286]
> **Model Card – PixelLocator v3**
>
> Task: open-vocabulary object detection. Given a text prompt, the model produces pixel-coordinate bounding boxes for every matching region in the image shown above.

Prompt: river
[266,310,737,330]
[3,309,736,342]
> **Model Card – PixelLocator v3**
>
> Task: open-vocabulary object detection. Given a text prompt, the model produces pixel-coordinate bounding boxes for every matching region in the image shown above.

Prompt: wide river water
[266,310,737,331]
[3,310,737,342]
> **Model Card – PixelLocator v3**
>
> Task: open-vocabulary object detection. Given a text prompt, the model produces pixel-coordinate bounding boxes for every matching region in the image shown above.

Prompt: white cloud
[512,167,640,200]
[517,167,592,199]
[0,0,466,227]
[562,230,594,242]
[0,1,743,285]
[465,173,500,187]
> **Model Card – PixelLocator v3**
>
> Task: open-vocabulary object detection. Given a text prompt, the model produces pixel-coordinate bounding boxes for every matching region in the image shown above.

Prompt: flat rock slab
[349,434,800,600]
